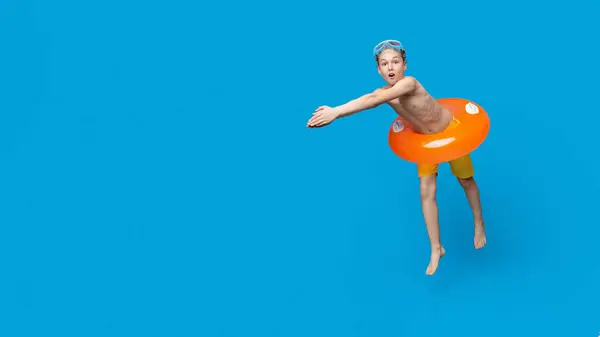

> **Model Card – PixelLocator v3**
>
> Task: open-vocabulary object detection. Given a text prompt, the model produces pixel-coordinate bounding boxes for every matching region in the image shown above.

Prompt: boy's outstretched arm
[307,76,417,128]
[333,76,417,117]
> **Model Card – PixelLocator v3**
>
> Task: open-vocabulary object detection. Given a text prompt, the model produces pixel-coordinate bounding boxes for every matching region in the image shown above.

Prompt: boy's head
[373,40,407,85]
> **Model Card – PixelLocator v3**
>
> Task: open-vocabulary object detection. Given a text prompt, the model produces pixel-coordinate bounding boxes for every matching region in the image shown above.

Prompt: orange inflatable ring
[388,98,490,164]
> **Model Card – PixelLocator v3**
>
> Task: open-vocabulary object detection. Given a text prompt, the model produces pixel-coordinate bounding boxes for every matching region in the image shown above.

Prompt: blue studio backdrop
[0,0,598,336]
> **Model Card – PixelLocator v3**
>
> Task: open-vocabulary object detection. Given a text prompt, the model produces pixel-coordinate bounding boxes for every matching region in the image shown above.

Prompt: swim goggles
[373,40,404,56]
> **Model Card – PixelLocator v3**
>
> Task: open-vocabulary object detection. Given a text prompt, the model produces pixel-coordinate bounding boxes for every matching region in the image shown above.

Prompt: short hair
[375,47,407,65]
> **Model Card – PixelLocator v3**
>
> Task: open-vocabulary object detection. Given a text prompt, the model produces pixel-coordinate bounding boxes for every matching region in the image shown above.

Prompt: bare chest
[388,94,444,124]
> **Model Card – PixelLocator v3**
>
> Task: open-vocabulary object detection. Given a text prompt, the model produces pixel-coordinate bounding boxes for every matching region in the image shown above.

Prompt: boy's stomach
[405,110,453,135]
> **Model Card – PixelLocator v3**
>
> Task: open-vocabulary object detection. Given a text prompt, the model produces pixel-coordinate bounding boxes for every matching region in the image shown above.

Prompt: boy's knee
[420,175,437,200]
[457,176,475,189]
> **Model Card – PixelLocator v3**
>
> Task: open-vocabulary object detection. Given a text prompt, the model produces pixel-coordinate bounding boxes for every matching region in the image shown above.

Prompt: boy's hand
[307,106,339,128]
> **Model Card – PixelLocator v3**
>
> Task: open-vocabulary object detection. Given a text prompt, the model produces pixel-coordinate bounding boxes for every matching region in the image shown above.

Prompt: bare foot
[425,246,446,276]
[474,221,486,249]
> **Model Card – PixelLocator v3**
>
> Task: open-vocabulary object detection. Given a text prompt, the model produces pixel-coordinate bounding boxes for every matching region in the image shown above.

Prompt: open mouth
[388,73,395,79]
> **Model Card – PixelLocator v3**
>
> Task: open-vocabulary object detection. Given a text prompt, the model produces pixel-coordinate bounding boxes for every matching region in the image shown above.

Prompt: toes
[426,261,439,275]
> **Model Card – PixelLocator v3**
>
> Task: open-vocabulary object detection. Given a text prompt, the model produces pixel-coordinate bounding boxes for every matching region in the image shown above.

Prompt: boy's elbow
[364,93,382,109]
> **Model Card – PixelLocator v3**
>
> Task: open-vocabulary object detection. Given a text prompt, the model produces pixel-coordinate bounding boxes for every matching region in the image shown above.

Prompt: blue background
[1,0,599,336]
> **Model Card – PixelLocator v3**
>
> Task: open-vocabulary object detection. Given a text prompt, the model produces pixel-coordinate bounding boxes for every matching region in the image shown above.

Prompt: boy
[307,40,486,276]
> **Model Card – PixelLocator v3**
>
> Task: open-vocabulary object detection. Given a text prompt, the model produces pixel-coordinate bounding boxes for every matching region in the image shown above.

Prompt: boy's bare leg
[420,174,446,275]
[457,177,486,249]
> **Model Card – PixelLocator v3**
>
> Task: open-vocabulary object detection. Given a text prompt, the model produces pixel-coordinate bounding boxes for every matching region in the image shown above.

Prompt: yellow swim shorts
[416,118,475,179]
